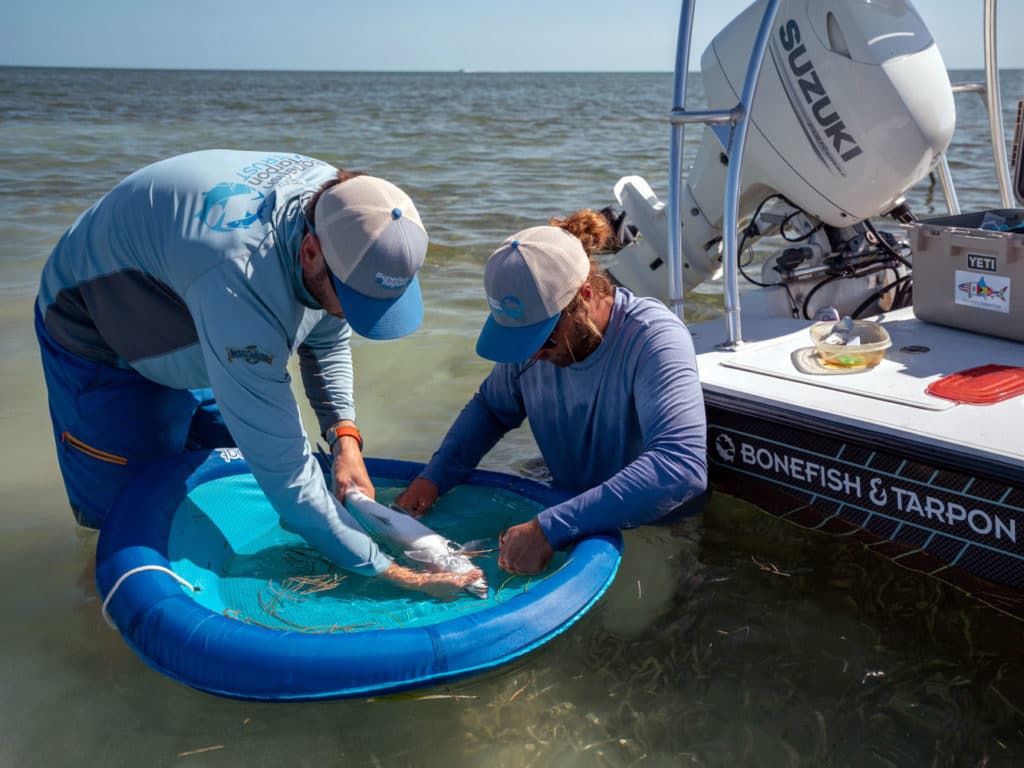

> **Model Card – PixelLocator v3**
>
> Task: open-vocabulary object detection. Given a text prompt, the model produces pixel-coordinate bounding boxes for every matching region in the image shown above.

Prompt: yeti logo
[197,183,267,232]
[967,254,997,272]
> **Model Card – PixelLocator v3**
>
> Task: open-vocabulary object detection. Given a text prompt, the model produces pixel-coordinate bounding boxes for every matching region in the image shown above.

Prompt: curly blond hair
[549,209,615,301]
[546,209,618,353]
[548,209,615,256]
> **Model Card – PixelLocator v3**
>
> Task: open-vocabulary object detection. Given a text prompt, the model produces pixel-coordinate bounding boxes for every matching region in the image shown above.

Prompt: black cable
[800,262,901,319]
[849,273,913,319]
[738,194,785,268]
[734,194,912,320]
[800,273,843,319]
[779,208,821,242]
[737,240,773,285]
[863,218,913,268]
[735,227,800,316]
[893,276,913,307]
[735,237,800,316]
[737,193,803,277]
[737,195,784,279]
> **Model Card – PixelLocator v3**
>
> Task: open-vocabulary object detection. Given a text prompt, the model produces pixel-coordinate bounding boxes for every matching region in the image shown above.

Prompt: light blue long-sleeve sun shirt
[36,149,392,575]
[420,287,708,549]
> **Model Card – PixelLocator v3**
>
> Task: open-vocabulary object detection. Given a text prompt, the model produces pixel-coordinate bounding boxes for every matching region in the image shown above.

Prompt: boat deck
[691,307,1024,478]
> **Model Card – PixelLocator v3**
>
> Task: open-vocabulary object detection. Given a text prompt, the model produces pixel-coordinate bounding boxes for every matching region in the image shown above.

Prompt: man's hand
[381,562,483,599]
[394,477,439,518]
[332,431,373,500]
[498,518,553,575]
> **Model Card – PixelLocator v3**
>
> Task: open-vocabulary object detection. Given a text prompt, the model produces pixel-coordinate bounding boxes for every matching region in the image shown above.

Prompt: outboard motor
[610,0,956,308]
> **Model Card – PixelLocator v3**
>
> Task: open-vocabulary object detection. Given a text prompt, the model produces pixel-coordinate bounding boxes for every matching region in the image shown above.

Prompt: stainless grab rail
[666,0,781,346]
[665,1,696,323]
[931,0,1010,213]
[983,0,1013,209]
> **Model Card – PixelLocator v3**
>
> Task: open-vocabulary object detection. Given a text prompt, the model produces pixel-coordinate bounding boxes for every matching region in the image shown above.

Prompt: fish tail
[465,576,489,599]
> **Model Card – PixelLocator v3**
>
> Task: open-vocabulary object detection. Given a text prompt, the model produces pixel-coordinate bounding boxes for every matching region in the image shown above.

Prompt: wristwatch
[325,423,363,452]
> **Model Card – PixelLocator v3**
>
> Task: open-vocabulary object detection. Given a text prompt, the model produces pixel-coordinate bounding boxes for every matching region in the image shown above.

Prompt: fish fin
[404,549,442,566]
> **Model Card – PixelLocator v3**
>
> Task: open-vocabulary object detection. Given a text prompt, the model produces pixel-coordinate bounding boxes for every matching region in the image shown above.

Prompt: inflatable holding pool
[95,449,622,701]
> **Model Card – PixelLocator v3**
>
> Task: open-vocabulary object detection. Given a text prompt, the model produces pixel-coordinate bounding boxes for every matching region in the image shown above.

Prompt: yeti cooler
[904,209,1024,343]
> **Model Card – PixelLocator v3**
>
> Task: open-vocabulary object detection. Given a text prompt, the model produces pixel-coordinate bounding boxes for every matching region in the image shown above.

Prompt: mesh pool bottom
[169,474,564,633]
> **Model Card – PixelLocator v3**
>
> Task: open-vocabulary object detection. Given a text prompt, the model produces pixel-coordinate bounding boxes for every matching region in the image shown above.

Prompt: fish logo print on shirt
[198,183,268,232]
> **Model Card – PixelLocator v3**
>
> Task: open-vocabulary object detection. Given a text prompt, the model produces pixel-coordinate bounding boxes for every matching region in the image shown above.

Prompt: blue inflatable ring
[95,450,622,701]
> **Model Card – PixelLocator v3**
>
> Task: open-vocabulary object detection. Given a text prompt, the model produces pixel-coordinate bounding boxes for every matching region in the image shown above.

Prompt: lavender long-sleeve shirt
[421,287,708,549]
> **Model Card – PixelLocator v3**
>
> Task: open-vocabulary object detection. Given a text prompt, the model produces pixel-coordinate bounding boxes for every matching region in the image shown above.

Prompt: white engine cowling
[610,0,955,301]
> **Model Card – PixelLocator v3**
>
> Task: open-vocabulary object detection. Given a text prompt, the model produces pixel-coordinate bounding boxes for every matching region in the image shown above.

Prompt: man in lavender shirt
[397,213,708,574]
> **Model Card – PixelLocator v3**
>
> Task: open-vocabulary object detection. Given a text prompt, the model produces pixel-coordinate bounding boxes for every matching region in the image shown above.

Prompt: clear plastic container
[809,320,891,369]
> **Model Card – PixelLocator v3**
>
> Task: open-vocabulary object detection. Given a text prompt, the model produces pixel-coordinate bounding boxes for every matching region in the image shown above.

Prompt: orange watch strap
[329,424,363,451]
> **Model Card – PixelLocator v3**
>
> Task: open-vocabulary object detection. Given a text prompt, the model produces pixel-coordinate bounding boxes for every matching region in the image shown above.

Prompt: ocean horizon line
[0,63,1011,75]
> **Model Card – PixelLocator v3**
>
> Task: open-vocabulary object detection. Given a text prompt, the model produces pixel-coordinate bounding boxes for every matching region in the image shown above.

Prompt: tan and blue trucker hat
[476,226,589,363]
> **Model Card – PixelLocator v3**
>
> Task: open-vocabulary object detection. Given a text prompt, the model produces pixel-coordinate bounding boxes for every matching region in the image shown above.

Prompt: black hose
[849,273,914,319]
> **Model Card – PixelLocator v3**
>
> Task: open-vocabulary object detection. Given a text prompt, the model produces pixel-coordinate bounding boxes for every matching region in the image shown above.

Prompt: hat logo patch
[375,272,410,291]
[488,295,525,319]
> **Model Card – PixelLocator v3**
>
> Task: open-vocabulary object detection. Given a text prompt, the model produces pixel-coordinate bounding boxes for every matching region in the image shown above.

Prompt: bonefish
[343,484,488,599]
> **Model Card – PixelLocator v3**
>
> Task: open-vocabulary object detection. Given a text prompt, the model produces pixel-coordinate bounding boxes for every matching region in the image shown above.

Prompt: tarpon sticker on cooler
[954,270,1010,313]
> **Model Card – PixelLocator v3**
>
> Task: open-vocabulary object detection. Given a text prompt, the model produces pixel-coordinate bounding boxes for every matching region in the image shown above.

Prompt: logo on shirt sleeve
[225,345,274,365]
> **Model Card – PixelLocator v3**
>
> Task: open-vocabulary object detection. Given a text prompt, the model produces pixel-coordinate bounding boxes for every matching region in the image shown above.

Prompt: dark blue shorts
[35,305,234,529]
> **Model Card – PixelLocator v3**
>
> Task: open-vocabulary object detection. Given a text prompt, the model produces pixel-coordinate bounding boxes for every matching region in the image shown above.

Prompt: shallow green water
[1,66,1022,766]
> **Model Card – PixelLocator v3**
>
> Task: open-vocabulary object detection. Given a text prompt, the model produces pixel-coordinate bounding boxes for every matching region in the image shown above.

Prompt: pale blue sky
[3,1,1021,72]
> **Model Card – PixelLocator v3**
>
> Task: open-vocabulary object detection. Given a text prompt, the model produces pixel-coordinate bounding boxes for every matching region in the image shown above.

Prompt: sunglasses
[515,317,562,381]
[538,312,563,352]
[539,331,559,351]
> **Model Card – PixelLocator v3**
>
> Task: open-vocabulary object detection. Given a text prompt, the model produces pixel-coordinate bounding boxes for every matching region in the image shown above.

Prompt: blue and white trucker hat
[314,176,427,340]
[476,226,590,363]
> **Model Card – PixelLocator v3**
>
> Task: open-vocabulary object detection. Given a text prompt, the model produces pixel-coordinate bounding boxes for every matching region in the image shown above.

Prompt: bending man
[396,210,709,574]
[36,149,478,596]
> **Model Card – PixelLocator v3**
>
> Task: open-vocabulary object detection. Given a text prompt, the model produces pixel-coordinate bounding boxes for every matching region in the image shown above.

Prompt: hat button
[511,240,520,248]
[391,208,403,220]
